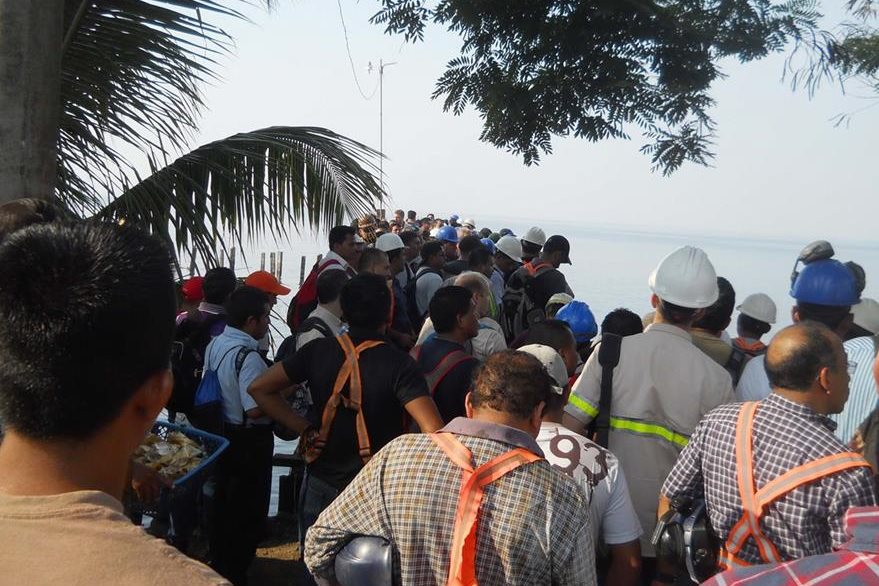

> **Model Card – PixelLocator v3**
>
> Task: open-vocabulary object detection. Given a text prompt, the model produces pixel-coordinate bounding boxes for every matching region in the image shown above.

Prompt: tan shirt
[0,490,229,585]
[690,328,734,367]
[565,322,735,556]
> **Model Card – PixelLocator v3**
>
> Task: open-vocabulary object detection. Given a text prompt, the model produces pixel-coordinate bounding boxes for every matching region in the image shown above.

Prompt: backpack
[723,347,748,387]
[586,333,622,448]
[501,261,553,341]
[190,344,255,435]
[168,313,225,417]
[405,268,441,332]
[287,258,342,330]
[274,315,334,363]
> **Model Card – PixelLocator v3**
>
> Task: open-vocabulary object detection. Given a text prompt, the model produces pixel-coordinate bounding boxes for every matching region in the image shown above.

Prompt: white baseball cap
[853,298,879,334]
[495,235,523,263]
[462,218,477,229]
[737,293,777,324]
[521,226,546,247]
[375,233,404,252]
[518,344,569,394]
[648,246,718,309]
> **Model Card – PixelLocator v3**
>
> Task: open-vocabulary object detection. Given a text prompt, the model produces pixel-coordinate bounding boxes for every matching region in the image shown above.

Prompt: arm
[248,362,312,435]
[605,540,641,586]
[404,396,444,432]
[601,459,643,586]
[826,465,878,548]
[562,351,602,434]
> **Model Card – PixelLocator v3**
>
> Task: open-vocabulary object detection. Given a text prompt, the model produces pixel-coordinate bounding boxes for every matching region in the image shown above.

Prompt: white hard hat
[495,235,523,263]
[375,233,404,252]
[518,344,568,394]
[521,226,546,247]
[648,246,718,309]
[462,218,476,229]
[852,298,879,334]
[737,293,777,324]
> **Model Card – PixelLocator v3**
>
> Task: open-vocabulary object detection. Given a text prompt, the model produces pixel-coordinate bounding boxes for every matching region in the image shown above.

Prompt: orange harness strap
[411,346,473,395]
[310,334,384,464]
[718,402,870,570]
[732,338,766,355]
[524,260,552,277]
[430,433,542,586]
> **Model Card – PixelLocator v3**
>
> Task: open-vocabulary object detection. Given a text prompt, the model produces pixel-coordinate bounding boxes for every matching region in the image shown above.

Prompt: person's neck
[436,330,470,346]
[691,326,722,338]
[320,302,342,319]
[472,410,536,437]
[542,408,565,425]
[652,313,692,332]
[773,388,830,415]
[0,431,130,500]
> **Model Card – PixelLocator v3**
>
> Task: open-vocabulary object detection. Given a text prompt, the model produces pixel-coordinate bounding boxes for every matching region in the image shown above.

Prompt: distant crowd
[1,199,879,586]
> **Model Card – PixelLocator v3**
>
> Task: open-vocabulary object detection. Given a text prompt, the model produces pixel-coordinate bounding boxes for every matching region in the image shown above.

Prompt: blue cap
[436,225,459,244]
[790,259,860,306]
[556,301,598,343]
[450,214,459,221]
[499,228,514,237]
[480,238,497,254]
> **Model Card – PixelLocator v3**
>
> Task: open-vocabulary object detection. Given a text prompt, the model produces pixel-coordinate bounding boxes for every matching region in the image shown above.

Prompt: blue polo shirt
[203,325,269,425]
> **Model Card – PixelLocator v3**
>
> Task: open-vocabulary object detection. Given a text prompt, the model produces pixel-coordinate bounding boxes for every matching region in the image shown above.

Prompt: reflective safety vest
[718,401,870,570]
[430,433,542,586]
[410,345,474,395]
[306,333,384,464]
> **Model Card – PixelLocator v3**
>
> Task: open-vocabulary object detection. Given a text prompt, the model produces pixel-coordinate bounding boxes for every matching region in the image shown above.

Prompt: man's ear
[817,365,833,393]
[464,392,474,418]
[650,294,659,309]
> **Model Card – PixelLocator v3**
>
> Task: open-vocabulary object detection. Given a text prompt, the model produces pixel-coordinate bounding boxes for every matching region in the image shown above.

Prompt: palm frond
[57,0,243,213]
[94,127,383,266]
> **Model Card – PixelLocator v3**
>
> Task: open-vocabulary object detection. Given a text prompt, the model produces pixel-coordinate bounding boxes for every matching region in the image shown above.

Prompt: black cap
[544,235,571,264]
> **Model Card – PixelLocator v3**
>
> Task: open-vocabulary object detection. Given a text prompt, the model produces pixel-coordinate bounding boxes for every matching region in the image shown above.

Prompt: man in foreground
[662,322,876,575]
[0,222,227,585]
[304,351,596,585]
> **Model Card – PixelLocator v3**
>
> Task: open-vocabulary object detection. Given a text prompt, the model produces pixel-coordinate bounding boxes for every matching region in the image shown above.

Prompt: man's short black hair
[358,248,388,274]
[458,235,483,257]
[225,286,270,329]
[479,228,492,239]
[202,267,237,304]
[400,231,420,246]
[386,248,403,264]
[693,277,735,332]
[656,299,699,326]
[341,273,391,330]
[765,322,839,391]
[421,240,443,263]
[329,225,356,249]
[796,302,852,332]
[738,313,771,337]
[601,308,644,337]
[430,286,473,334]
[521,241,542,256]
[316,269,349,305]
[525,319,576,352]
[0,222,175,439]
[407,210,416,220]
[468,247,492,270]
[470,351,553,419]
[0,197,68,244]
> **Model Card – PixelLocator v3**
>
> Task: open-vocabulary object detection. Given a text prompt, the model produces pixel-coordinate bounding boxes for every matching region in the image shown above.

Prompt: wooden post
[277,251,284,281]
[260,252,266,271]
[299,256,306,286]
[269,252,276,277]
[229,247,236,271]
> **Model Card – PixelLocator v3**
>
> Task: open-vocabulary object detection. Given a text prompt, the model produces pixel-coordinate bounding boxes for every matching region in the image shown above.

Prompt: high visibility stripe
[756,452,870,507]
[609,416,690,448]
[430,433,541,586]
[568,393,598,417]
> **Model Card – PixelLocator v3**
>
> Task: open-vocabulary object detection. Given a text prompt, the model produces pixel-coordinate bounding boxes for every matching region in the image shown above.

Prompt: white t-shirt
[416,317,507,362]
[736,354,771,402]
[537,422,643,546]
[415,267,444,317]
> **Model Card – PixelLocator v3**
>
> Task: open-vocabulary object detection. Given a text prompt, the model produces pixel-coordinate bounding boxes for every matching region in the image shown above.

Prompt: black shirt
[282,327,430,489]
[414,337,477,423]
[443,259,468,278]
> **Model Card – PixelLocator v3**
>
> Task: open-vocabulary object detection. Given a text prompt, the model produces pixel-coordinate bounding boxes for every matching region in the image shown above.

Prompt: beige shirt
[0,490,229,585]
[690,328,734,367]
[416,316,507,362]
[565,322,735,556]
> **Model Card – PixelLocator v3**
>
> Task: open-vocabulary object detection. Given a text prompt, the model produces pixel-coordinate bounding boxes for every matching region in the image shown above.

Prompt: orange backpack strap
[720,402,871,569]
[422,349,473,395]
[430,432,541,586]
[310,334,384,464]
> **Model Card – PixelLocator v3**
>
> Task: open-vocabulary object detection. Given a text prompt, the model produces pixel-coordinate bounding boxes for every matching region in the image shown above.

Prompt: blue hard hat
[790,259,860,306]
[437,225,459,244]
[556,300,598,343]
[480,238,497,254]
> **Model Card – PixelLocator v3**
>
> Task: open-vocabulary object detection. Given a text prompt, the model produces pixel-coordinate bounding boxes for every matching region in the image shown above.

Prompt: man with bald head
[660,322,876,577]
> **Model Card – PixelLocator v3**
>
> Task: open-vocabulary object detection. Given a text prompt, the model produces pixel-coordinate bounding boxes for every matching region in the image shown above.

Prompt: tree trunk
[0,0,64,204]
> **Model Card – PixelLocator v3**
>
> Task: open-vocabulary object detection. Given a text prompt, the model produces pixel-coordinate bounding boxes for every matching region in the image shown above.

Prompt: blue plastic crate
[128,420,229,518]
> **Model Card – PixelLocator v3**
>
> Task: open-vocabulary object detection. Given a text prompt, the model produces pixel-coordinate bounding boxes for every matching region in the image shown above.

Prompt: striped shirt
[304,417,596,585]
[662,394,877,564]
[830,336,878,444]
[704,507,879,586]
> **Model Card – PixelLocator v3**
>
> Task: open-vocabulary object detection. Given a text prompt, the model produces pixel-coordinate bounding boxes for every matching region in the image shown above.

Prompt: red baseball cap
[181,276,205,302]
[245,270,291,296]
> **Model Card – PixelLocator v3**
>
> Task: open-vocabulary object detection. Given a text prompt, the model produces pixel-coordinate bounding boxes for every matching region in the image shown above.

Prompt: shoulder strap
[234,347,256,375]
[725,347,747,386]
[300,316,332,339]
[429,432,541,586]
[205,343,244,372]
[422,349,473,395]
[591,334,621,448]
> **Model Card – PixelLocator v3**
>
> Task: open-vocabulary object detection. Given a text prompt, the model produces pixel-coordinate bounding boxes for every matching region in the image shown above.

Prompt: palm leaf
[57,0,245,213]
[95,126,383,266]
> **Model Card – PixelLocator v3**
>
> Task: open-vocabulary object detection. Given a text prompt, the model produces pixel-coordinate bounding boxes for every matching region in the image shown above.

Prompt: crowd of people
[0,199,878,586]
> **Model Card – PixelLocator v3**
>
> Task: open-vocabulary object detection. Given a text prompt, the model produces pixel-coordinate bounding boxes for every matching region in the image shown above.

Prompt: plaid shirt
[305,417,596,585]
[662,393,877,564]
[704,507,879,585]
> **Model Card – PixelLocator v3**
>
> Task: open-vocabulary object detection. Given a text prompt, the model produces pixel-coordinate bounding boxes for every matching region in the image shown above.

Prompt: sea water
[233,222,879,514]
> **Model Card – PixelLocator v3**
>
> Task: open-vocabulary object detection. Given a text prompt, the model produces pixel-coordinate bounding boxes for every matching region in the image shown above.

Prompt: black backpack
[169,313,225,417]
[273,315,333,363]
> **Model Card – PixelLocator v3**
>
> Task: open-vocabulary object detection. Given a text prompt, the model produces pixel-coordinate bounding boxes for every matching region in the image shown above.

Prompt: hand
[299,426,326,463]
[130,461,172,503]
[850,430,865,454]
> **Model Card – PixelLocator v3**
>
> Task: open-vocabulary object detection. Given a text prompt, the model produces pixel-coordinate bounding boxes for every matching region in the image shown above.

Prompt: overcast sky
[184,1,878,244]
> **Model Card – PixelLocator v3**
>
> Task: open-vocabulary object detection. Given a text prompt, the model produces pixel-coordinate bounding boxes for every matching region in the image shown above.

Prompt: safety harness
[306,333,384,464]
[718,401,870,569]
[429,432,542,586]
[411,345,474,395]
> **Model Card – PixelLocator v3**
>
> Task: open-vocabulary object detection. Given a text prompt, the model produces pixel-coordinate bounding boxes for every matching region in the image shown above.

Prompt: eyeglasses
[847,360,858,376]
